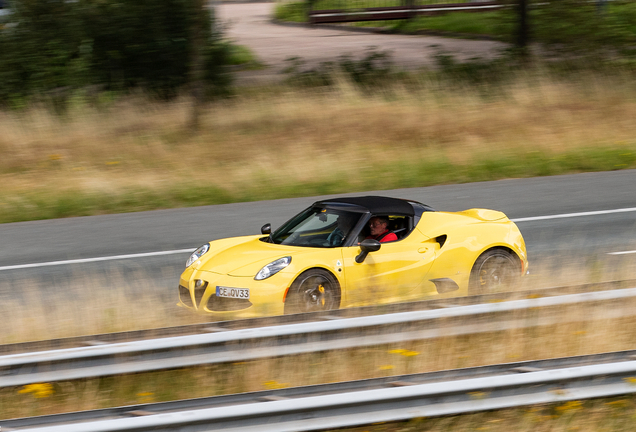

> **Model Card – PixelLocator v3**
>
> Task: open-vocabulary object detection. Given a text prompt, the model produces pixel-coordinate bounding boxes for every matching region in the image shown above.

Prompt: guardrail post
[403,0,415,19]
[307,0,315,25]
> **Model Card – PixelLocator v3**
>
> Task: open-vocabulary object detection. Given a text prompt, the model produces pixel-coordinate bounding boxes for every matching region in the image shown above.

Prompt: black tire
[469,249,520,295]
[284,269,341,314]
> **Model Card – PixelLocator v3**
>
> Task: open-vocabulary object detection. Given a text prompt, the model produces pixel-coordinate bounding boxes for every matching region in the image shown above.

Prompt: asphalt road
[1,170,635,302]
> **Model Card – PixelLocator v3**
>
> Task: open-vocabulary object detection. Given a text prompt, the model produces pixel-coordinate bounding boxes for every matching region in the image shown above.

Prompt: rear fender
[424,222,521,294]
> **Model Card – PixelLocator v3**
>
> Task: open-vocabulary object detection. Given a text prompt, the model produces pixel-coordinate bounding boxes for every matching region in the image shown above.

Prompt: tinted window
[271,207,361,248]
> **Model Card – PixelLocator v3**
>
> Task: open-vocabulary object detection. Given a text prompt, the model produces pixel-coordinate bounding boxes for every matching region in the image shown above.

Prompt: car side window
[359,215,413,243]
[388,216,411,240]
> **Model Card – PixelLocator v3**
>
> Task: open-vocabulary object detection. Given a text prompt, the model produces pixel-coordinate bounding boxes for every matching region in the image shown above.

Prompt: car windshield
[271,207,362,248]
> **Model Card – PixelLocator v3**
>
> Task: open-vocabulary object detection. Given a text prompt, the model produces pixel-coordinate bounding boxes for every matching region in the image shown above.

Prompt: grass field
[3,255,635,345]
[1,256,635,418]
[3,275,636,421]
[1,69,636,224]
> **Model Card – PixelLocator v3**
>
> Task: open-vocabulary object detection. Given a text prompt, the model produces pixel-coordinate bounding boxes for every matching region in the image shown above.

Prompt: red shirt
[366,230,397,243]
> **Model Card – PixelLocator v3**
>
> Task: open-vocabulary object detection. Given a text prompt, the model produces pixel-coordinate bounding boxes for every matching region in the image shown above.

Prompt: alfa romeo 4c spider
[178,196,528,316]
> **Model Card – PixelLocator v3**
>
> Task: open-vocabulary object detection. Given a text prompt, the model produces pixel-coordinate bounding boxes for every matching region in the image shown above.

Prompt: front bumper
[178,267,288,317]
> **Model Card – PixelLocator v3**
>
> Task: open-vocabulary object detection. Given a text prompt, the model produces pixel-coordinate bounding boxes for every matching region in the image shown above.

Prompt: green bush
[283,48,393,87]
[0,0,232,107]
[531,0,636,56]
[274,1,308,22]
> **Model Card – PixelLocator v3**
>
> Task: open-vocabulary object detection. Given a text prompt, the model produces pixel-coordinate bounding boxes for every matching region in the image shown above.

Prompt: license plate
[216,286,250,299]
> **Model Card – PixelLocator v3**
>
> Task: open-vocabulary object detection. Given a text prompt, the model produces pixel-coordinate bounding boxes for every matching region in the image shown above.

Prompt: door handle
[418,247,429,253]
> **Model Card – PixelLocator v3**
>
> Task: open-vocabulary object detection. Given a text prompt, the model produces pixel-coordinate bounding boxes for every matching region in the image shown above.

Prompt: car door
[339,227,440,307]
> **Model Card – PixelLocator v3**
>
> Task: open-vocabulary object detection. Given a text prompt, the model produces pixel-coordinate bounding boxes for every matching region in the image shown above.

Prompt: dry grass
[1,257,636,419]
[2,254,634,345]
[0,272,210,345]
[3,297,636,420]
[1,72,636,221]
[338,396,636,432]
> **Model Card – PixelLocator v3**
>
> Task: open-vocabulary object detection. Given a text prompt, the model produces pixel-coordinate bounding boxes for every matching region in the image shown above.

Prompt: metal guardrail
[5,349,636,431]
[2,286,636,388]
[310,2,502,24]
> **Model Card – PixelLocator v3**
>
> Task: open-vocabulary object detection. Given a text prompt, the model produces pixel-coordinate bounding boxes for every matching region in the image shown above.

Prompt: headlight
[186,244,210,268]
[255,256,291,280]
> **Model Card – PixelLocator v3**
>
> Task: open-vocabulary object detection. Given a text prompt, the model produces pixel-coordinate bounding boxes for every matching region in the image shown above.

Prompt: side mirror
[355,239,381,263]
[261,223,271,235]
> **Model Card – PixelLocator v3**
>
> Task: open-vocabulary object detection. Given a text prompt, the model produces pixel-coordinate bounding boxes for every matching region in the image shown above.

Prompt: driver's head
[369,216,389,237]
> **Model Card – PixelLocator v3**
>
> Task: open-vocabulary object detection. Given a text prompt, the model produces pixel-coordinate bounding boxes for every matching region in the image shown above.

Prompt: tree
[190,0,206,130]
[516,0,528,50]
[0,0,232,108]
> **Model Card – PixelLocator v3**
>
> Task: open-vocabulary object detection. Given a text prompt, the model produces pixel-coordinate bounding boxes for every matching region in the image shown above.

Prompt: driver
[366,216,397,243]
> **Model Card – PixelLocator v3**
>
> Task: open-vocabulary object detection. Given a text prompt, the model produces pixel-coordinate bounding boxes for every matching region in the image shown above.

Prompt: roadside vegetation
[3,271,636,421]
[2,66,636,223]
[2,0,636,223]
[4,257,635,345]
[0,0,234,106]
[334,396,636,432]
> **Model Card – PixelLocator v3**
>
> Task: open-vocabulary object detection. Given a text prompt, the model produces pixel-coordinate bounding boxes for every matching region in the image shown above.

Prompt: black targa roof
[315,196,416,216]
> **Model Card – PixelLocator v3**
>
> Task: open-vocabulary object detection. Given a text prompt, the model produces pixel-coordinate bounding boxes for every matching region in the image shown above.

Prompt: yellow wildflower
[556,400,582,412]
[606,399,629,408]
[388,349,419,356]
[18,383,54,398]
[263,380,289,390]
[137,392,155,403]
[624,377,636,385]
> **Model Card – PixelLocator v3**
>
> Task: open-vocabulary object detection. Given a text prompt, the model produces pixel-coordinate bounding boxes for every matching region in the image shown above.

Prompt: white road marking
[2,206,635,271]
[511,207,636,223]
[608,250,636,256]
[0,249,196,271]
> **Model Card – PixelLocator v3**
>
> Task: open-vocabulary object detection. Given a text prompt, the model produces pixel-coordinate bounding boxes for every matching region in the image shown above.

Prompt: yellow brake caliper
[318,285,325,306]
[480,270,487,286]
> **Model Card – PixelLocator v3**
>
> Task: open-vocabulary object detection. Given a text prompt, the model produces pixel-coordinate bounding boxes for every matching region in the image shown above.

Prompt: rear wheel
[469,249,520,295]
[284,269,341,314]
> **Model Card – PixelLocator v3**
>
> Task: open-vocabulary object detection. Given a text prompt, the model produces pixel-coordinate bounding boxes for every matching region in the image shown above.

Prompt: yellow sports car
[178,196,528,316]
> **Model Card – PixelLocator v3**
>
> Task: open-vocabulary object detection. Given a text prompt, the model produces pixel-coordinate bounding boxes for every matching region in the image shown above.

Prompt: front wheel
[284,269,341,314]
[469,249,520,295]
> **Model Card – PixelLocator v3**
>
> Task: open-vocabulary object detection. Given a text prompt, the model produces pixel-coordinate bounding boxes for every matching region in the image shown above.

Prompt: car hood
[195,235,309,277]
